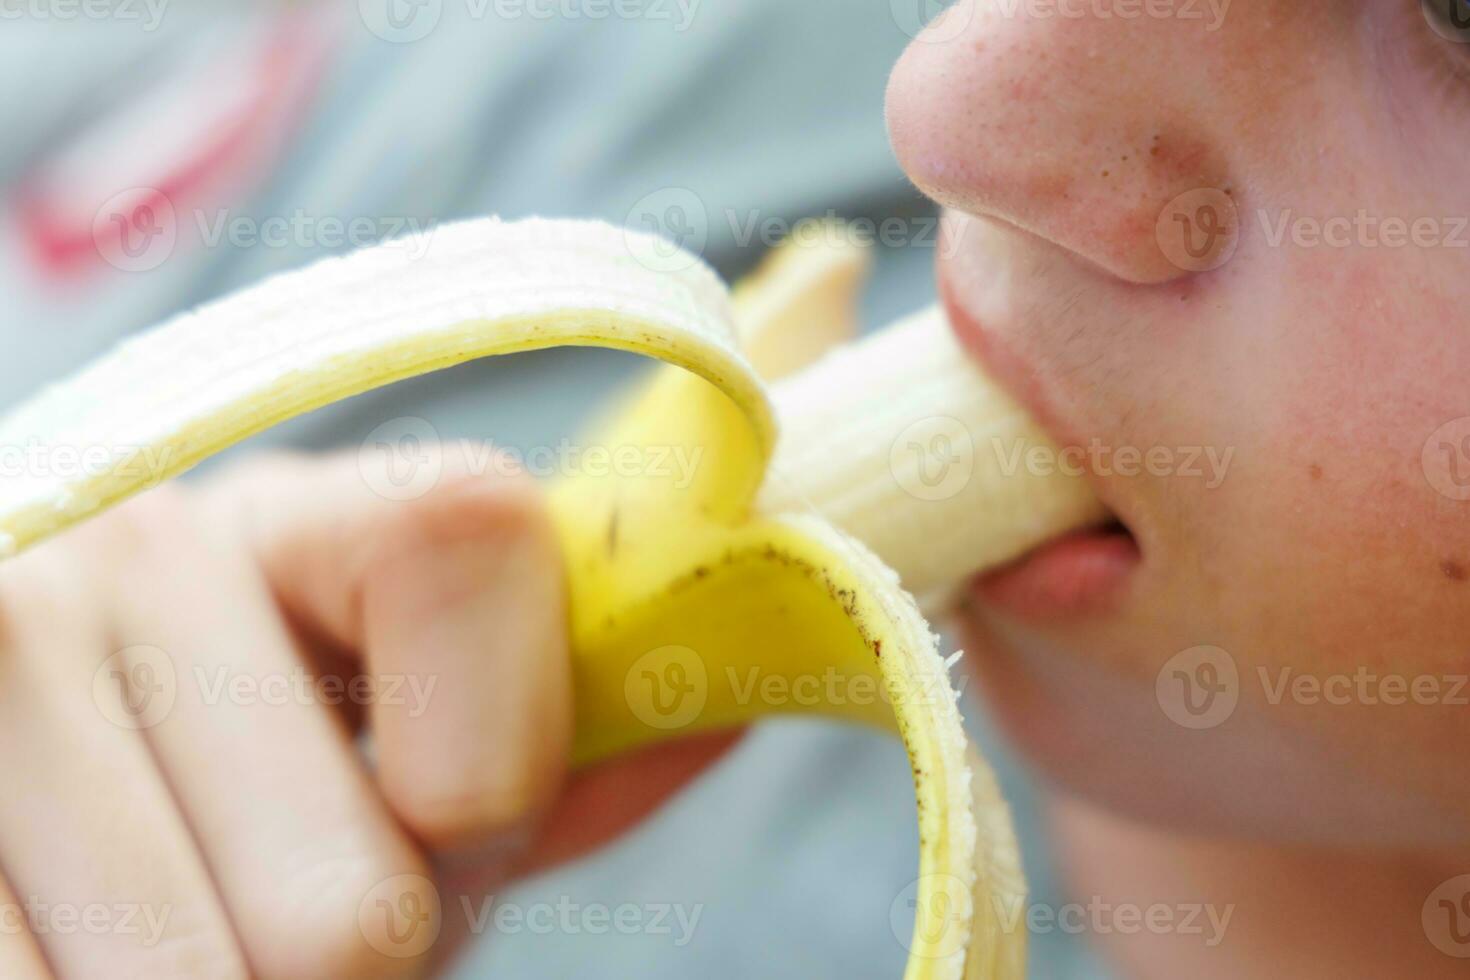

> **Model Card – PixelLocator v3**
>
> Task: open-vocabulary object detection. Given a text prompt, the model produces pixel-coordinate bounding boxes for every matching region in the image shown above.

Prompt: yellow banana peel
[0,218,1105,979]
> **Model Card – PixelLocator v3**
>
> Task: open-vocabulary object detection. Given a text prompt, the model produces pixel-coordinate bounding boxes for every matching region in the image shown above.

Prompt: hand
[0,442,735,979]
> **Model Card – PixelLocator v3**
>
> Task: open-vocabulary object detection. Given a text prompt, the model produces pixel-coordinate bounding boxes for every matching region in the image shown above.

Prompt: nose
[885,0,1240,284]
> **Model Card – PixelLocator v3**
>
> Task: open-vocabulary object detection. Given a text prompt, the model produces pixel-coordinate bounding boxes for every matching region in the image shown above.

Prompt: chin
[961,615,1462,848]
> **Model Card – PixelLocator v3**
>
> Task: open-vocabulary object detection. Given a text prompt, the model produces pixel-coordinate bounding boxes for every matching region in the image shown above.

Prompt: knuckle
[390,450,550,554]
[381,770,541,851]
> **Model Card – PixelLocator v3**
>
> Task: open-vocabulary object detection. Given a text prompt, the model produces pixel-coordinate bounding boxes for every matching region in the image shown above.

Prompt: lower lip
[973,526,1140,620]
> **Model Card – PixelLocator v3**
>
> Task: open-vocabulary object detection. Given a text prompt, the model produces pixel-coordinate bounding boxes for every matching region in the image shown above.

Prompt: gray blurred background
[0,4,1109,976]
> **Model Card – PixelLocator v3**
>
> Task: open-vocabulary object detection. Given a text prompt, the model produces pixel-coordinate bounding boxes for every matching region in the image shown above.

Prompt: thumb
[210,440,571,854]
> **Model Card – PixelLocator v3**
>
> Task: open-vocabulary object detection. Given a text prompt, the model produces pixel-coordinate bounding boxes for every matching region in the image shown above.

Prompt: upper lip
[936,238,1134,542]
[936,251,1083,451]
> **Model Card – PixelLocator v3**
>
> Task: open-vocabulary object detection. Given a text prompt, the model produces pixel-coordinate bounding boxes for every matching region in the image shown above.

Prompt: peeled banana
[0,218,1102,979]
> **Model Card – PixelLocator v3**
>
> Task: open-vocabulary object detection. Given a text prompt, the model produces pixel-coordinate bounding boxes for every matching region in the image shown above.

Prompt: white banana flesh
[762,306,1107,612]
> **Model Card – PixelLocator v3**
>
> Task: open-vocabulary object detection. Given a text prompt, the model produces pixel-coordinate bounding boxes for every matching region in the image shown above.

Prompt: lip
[971,524,1139,618]
[937,232,1142,619]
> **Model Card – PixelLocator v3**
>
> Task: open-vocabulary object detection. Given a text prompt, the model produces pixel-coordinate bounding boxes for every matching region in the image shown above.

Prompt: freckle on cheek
[1440,559,1467,583]
[1309,464,1323,481]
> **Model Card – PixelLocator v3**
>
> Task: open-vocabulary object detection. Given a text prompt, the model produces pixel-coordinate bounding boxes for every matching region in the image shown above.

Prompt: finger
[512,730,745,877]
[208,445,571,852]
[0,869,53,979]
[95,488,437,980]
[0,547,246,979]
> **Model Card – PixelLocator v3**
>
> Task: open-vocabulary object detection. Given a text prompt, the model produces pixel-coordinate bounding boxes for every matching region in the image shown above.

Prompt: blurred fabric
[0,4,1111,977]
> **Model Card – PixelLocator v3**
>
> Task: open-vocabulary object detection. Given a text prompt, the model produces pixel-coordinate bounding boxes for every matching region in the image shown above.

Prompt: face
[887,0,1470,846]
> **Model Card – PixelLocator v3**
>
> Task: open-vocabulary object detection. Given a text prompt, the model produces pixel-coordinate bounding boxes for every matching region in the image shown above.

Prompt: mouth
[937,229,1142,620]
[972,520,1139,619]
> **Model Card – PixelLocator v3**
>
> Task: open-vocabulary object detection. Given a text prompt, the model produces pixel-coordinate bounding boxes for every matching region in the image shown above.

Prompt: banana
[0,218,1102,979]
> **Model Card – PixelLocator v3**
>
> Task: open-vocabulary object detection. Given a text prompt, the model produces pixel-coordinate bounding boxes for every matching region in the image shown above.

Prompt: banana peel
[0,218,1104,979]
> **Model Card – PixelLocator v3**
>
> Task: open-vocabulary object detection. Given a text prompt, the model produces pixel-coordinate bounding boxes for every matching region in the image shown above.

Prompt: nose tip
[885,5,1238,285]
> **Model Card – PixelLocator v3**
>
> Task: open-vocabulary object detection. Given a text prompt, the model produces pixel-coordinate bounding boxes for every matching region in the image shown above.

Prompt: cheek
[1256,250,1470,580]
[1129,243,1470,675]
